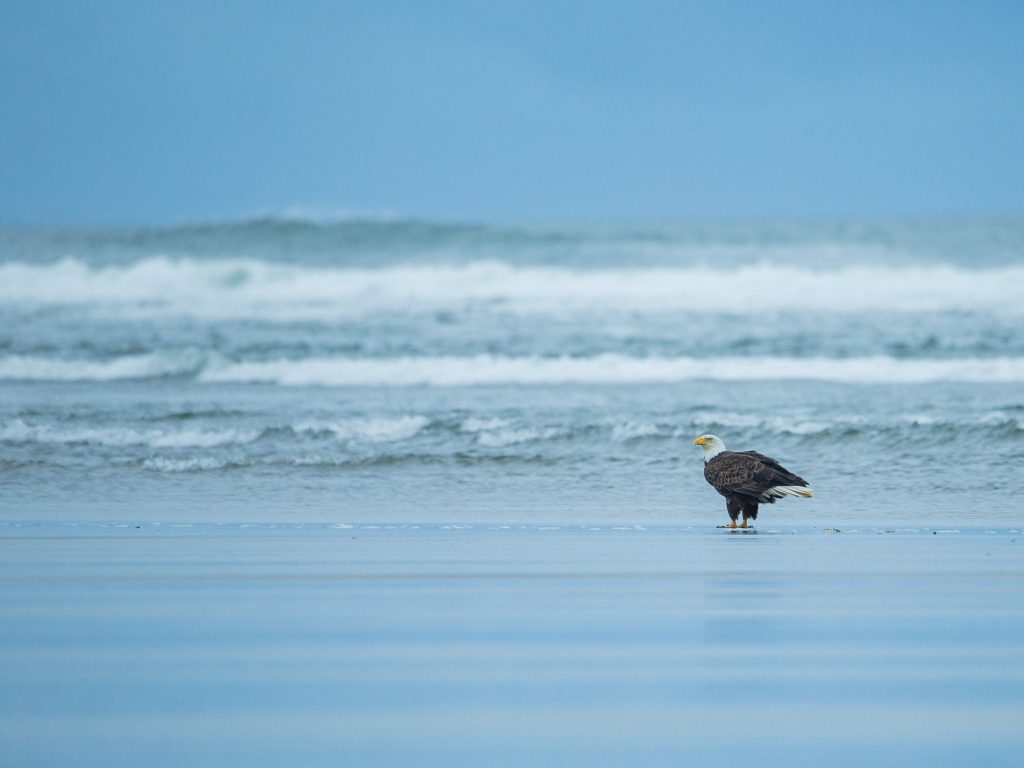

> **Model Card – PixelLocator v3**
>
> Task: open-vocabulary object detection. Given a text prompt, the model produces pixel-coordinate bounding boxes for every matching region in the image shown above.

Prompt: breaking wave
[0,420,261,448]
[142,456,229,473]
[288,416,430,442]
[199,354,1024,386]
[0,416,430,448]
[0,351,205,381]
[3,257,1024,318]
[6,352,1024,385]
[8,408,1022,476]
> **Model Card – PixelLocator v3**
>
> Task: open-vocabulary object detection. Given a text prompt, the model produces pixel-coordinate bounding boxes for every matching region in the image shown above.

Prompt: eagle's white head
[693,434,727,462]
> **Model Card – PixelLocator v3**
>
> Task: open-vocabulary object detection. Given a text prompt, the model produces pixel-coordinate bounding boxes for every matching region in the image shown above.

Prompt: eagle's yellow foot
[726,521,739,529]
[739,519,749,528]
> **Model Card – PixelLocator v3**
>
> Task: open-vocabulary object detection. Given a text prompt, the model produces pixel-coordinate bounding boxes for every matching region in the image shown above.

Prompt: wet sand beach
[2,522,1022,767]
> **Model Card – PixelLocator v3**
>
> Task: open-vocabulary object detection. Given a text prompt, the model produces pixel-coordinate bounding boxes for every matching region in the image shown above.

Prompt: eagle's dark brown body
[703,450,811,525]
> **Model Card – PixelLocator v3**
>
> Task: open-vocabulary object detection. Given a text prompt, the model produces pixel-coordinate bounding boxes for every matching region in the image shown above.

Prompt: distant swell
[6,352,1024,385]
[1,416,430,448]
[3,258,1024,317]
[0,352,204,381]
[199,354,1024,386]
[0,420,262,448]
[7,409,1022,475]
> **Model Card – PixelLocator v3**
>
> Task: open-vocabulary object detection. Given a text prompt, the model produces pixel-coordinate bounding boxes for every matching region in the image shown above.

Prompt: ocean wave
[199,354,1024,386]
[475,426,566,448]
[455,416,565,447]
[3,257,1024,318]
[136,452,560,473]
[0,419,261,448]
[290,416,430,442]
[0,416,430,448]
[691,412,862,434]
[10,216,1023,264]
[7,409,1022,475]
[142,456,230,473]
[460,417,513,433]
[610,421,663,441]
[688,411,1024,438]
[6,351,1024,385]
[0,351,205,381]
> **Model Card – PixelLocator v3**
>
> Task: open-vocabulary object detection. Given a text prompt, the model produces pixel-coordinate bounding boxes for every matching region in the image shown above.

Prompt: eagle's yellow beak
[693,436,707,446]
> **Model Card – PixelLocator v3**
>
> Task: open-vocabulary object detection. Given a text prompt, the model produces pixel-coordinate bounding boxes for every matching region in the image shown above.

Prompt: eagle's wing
[738,451,809,487]
[705,451,810,500]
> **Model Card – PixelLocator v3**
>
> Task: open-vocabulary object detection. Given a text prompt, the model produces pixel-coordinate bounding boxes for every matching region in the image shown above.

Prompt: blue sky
[1,0,1022,225]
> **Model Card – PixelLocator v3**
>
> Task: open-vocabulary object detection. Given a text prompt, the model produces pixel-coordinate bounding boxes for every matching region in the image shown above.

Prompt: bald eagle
[694,434,813,528]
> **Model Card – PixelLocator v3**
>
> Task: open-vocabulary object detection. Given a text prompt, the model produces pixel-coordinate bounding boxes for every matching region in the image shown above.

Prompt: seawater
[2,217,1023,525]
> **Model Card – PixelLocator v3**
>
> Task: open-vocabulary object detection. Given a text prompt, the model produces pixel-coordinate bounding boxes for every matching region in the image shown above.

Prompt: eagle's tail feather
[766,485,814,499]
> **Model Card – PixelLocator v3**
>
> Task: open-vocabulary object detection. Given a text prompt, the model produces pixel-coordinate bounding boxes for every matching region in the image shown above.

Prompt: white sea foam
[461,417,512,433]
[611,421,662,441]
[7,351,1024,387]
[775,420,834,435]
[685,410,1023,435]
[293,416,429,442]
[3,257,1024,318]
[0,419,259,448]
[460,416,565,447]
[142,457,227,472]
[692,412,766,428]
[689,413,875,435]
[979,410,1024,428]
[476,426,564,448]
[198,354,1024,386]
[0,351,204,381]
[145,428,261,448]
